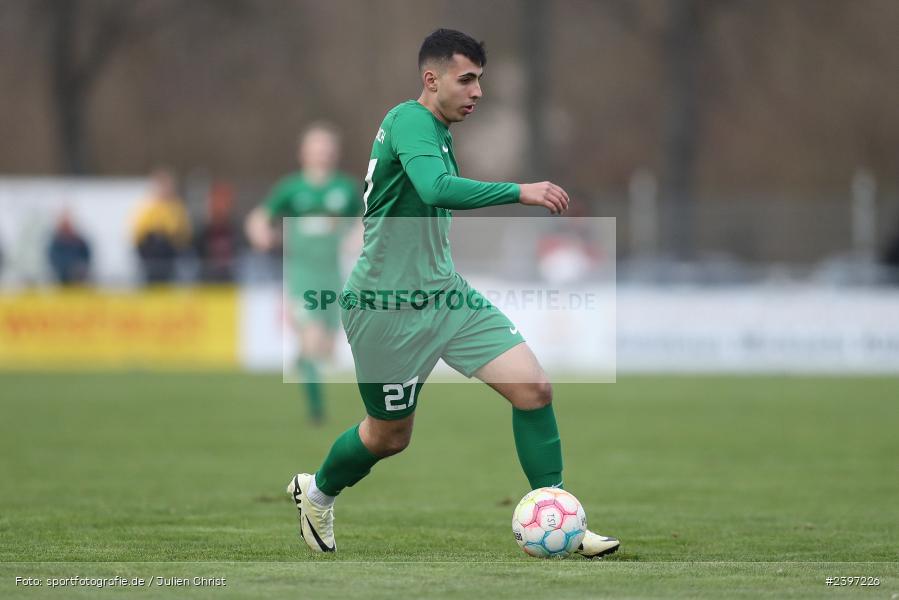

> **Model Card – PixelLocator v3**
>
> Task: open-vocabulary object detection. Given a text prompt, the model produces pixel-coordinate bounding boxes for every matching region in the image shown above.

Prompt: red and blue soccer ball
[512,487,587,558]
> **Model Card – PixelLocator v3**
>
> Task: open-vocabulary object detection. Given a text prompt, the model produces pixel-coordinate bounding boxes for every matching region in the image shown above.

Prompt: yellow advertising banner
[0,287,238,369]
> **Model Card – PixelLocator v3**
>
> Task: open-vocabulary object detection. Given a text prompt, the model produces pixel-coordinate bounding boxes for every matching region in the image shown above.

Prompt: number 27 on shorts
[383,376,419,411]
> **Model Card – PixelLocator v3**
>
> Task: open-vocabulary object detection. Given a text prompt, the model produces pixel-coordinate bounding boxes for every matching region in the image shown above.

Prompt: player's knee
[533,379,553,408]
[512,379,553,410]
[379,432,412,457]
[362,414,415,457]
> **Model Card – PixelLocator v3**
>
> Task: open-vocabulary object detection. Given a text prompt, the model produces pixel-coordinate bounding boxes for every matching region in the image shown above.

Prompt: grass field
[1,373,897,598]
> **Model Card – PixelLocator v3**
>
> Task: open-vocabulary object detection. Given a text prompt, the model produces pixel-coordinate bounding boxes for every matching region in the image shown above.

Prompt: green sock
[297,357,323,420]
[314,424,380,496]
[513,404,564,489]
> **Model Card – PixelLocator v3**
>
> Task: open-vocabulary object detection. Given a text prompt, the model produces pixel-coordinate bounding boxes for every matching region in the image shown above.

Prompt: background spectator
[131,168,192,284]
[195,181,240,283]
[47,210,91,285]
[883,227,899,285]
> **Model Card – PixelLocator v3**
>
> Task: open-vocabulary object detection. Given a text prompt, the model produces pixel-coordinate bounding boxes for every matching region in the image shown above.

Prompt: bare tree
[46,0,134,174]
[599,0,734,259]
[41,0,249,174]
[661,0,706,260]
[521,0,549,178]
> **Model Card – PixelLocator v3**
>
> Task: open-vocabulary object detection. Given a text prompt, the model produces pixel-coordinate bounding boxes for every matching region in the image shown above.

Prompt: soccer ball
[512,487,587,558]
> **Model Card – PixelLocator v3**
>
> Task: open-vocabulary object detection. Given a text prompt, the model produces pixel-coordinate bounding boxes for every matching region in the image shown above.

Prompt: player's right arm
[244,206,275,252]
[404,158,569,214]
[404,155,519,210]
[245,179,291,252]
[517,181,570,215]
[392,109,569,214]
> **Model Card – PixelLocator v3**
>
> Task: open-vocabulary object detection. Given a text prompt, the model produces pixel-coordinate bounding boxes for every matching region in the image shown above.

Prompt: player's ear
[422,68,439,93]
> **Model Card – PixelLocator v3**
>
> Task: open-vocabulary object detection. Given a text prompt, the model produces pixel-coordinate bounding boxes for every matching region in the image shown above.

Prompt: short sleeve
[390,108,443,171]
[263,178,294,217]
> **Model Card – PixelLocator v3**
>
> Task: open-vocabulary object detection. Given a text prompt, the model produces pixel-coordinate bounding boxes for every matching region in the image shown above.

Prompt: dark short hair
[418,28,486,70]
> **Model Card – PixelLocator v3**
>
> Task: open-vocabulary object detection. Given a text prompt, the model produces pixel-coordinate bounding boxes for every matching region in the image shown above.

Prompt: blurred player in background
[245,123,362,424]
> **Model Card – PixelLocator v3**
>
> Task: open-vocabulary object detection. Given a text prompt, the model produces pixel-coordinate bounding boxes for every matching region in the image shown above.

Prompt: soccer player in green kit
[287,29,620,557]
[246,123,361,424]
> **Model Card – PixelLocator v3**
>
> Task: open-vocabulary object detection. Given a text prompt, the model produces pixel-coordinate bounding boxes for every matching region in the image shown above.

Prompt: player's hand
[518,181,570,215]
[245,207,276,252]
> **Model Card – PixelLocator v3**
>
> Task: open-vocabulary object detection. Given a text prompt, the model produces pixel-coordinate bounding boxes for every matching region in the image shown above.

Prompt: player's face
[299,130,339,173]
[435,54,483,123]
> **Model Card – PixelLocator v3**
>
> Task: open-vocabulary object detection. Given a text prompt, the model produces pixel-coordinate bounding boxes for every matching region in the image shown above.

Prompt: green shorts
[288,294,341,332]
[341,278,524,420]
[287,274,343,332]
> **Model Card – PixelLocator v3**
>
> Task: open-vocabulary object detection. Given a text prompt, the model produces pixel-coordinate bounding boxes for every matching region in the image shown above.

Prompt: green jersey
[263,172,361,295]
[345,100,519,307]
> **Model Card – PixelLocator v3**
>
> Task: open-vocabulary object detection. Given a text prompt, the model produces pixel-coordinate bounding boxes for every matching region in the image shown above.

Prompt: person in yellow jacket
[131,169,192,284]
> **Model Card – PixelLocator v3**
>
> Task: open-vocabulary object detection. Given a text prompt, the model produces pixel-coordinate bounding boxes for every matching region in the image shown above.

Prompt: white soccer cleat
[286,473,336,552]
[576,529,620,558]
